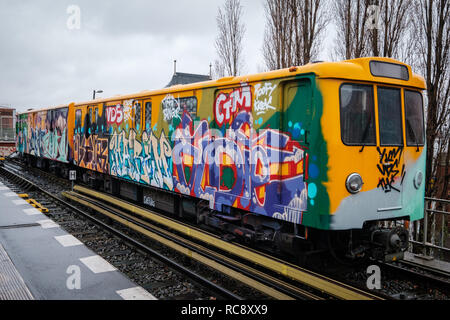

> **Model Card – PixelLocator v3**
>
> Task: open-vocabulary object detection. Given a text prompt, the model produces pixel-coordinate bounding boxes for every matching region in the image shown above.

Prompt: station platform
[0,181,157,300]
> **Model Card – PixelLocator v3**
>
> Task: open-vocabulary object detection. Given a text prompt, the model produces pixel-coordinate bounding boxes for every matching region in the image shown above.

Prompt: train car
[17,57,427,263]
[16,105,74,175]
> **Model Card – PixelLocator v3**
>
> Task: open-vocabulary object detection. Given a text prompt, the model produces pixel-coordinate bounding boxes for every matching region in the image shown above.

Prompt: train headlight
[414,171,423,189]
[346,173,363,194]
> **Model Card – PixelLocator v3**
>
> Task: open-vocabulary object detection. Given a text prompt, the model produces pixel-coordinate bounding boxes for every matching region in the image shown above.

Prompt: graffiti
[376,147,405,192]
[273,190,308,223]
[143,196,156,207]
[123,99,134,122]
[106,104,124,125]
[42,128,68,161]
[162,95,181,122]
[25,109,69,162]
[162,95,198,123]
[214,86,252,127]
[109,129,173,190]
[73,134,108,173]
[254,82,277,116]
[172,110,307,224]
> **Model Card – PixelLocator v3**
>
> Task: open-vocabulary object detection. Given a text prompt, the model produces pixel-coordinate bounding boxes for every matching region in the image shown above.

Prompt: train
[15,57,427,263]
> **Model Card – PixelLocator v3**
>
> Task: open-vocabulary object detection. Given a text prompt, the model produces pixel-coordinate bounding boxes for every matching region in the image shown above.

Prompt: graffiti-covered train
[16,57,426,263]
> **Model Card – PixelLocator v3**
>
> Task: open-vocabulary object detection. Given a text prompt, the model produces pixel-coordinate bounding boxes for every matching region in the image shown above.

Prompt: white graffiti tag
[162,95,181,122]
[254,82,277,116]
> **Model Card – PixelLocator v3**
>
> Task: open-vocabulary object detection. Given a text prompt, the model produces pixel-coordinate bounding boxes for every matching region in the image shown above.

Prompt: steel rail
[73,184,384,300]
[63,190,322,300]
[0,165,242,300]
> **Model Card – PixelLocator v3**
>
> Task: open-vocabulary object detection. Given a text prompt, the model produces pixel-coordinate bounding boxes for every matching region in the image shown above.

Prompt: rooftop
[165,72,211,87]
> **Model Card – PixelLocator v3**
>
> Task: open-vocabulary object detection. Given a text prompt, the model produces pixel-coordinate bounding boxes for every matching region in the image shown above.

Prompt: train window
[145,102,152,130]
[179,97,197,117]
[161,96,197,122]
[370,61,409,81]
[75,109,82,131]
[378,87,403,146]
[134,101,141,130]
[405,90,425,146]
[340,84,376,146]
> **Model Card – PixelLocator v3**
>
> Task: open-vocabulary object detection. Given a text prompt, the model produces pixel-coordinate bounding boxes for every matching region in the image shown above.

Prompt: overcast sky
[0,0,335,113]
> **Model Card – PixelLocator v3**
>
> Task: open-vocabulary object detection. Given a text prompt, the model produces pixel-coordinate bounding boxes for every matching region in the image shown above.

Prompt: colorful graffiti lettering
[109,129,173,190]
[214,86,252,127]
[42,128,68,161]
[376,146,405,192]
[25,109,69,162]
[73,134,108,173]
[106,104,124,125]
[172,110,307,224]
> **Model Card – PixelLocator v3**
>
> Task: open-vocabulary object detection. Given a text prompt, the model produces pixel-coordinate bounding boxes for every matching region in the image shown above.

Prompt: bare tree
[367,0,413,59]
[408,0,450,199]
[262,0,328,70]
[214,0,246,77]
[332,0,372,60]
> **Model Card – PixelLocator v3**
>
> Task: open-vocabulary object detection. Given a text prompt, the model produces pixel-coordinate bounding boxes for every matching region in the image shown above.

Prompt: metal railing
[409,197,449,260]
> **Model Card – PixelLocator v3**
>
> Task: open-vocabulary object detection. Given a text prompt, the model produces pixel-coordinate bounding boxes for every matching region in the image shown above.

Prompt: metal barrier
[409,197,449,260]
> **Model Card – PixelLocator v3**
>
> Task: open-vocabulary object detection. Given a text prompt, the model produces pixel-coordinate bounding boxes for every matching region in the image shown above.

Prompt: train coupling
[370,226,409,262]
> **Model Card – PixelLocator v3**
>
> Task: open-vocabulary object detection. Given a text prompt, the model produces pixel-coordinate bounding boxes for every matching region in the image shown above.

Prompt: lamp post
[93,90,103,100]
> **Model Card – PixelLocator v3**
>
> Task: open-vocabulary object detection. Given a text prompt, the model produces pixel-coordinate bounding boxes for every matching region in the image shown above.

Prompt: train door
[280,79,312,218]
[375,85,405,212]
[48,109,55,160]
[73,107,83,166]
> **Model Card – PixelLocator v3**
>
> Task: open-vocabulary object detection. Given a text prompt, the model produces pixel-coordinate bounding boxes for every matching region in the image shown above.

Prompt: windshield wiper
[359,115,373,153]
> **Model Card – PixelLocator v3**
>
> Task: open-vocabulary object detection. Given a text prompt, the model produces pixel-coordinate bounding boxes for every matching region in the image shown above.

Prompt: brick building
[0,106,16,156]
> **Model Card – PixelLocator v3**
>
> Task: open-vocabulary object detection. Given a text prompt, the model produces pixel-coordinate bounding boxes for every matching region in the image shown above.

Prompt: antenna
[174,60,177,74]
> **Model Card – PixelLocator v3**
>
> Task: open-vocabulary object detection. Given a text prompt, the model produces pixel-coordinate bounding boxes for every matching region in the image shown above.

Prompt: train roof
[17,104,69,116]
[19,57,426,113]
[73,57,426,106]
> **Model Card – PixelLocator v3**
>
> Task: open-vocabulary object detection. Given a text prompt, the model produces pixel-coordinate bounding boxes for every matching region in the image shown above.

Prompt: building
[0,106,16,156]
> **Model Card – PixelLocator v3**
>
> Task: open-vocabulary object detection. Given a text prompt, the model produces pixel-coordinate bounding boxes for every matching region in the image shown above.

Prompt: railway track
[383,259,450,290]
[0,161,241,300]
[0,159,387,300]
[63,186,385,300]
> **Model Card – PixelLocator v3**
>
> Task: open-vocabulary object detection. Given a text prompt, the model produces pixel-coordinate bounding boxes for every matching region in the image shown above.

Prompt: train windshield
[339,84,376,145]
[404,90,425,146]
[377,87,403,146]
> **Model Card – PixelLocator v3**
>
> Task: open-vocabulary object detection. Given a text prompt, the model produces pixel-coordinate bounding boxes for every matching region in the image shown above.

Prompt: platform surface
[0,181,157,300]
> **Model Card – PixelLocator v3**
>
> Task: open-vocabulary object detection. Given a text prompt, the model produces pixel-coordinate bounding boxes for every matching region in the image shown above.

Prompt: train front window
[340,84,376,146]
[405,90,425,146]
[378,87,403,146]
